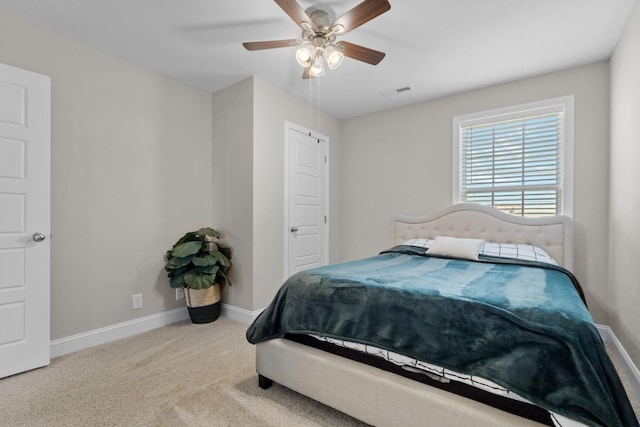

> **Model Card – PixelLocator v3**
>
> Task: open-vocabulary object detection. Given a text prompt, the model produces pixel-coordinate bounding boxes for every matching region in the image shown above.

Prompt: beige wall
[610,1,640,365]
[340,62,612,324]
[212,76,341,312]
[0,10,213,339]
[1,6,342,336]
[253,76,341,309]
[211,78,254,312]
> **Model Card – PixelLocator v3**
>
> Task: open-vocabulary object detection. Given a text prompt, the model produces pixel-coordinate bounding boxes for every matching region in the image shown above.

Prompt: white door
[0,63,51,378]
[286,123,328,278]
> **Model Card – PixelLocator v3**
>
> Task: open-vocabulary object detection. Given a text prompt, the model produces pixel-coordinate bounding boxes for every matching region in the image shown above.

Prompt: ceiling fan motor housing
[309,9,331,30]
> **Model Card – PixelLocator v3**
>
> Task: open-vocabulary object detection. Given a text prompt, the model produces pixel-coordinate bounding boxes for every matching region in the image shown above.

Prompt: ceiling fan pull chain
[317,76,320,126]
[308,75,312,120]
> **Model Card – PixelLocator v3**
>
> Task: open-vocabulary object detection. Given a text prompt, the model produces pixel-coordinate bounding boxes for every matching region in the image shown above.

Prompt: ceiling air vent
[380,85,412,97]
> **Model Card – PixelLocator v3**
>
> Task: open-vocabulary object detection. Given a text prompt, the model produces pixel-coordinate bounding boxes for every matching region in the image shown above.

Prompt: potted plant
[165,227,232,324]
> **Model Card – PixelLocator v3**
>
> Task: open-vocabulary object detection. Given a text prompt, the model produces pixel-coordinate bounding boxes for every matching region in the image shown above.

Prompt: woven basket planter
[184,284,221,324]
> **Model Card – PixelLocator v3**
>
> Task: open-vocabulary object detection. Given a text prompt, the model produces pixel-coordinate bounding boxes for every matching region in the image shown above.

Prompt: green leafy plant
[165,227,232,290]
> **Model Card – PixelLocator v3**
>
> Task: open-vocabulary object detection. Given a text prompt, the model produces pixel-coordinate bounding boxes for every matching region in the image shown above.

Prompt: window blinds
[460,112,563,216]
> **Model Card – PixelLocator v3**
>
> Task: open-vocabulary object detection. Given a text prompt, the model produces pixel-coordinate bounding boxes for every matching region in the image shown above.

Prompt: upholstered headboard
[392,203,574,269]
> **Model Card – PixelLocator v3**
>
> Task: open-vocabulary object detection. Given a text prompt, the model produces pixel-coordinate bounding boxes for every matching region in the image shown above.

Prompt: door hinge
[324,155,327,163]
[324,215,327,224]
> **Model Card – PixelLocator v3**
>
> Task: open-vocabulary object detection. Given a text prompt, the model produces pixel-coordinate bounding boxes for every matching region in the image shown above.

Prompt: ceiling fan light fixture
[295,42,315,67]
[309,55,326,77]
[243,0,390,79]
[323,44,344,70]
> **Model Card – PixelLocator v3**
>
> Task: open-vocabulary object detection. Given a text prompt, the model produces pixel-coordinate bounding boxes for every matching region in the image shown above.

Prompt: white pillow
[427,236,485,261]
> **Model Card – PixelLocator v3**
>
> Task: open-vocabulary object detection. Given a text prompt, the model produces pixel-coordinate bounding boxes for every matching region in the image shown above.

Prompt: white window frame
[452,96,574,217]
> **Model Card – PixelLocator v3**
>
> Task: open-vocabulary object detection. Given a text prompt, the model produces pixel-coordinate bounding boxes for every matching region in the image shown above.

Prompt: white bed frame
[256,203,574,427]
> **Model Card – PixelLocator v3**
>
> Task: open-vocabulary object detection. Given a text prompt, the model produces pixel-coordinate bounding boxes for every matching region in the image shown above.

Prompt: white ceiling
[0,0,635,118]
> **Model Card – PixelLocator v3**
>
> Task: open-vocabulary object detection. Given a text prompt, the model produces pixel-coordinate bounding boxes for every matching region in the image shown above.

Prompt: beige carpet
[0,317,638,426]
[0,317,367,427]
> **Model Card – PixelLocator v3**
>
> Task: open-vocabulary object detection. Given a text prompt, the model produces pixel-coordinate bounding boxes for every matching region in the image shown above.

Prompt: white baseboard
[597,324,640,399]
[221,303,264,324]
[51,311,637,399]
[49,304,264,358]
[50,307,189,358]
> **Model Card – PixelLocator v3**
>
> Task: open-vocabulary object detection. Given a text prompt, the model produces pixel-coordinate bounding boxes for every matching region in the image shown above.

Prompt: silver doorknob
[290,226,299,233]
[33,232,46,242]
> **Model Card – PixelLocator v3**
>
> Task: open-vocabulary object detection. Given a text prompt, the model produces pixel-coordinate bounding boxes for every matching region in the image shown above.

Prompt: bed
[246,203,638,427]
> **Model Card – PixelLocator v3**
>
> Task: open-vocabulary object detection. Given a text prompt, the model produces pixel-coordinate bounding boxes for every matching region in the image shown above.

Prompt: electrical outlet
[175,287,184,300]
[132,293,143,309]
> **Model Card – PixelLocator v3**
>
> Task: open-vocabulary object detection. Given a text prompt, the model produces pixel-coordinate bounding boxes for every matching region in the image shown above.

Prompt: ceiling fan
[242,0,391,78]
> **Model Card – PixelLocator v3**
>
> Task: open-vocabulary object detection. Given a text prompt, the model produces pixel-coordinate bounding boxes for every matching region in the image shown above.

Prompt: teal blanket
[246,246,638,427]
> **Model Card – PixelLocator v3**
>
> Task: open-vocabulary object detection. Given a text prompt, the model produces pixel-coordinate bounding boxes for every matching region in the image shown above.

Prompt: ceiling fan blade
[274,0,313,27]
[242,39,300,51]
[331,0,391,35]
[339,41,385,65]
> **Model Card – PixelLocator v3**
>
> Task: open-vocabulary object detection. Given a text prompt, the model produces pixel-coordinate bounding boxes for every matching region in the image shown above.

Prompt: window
[453,96,574,217]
